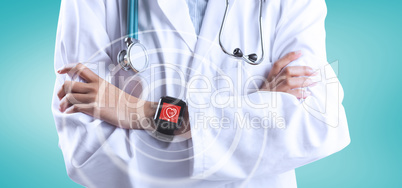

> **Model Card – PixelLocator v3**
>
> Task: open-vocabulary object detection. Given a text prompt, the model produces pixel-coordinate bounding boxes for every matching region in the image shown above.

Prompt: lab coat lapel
[193,0,235,60]
[157,0,197,52]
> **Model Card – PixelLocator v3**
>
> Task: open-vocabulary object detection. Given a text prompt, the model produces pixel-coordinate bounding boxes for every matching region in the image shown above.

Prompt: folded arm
[52,0,148,186]
[188,0,350,180]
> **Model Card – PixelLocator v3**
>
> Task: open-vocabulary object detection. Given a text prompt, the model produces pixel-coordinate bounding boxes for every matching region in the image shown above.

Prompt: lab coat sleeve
[188,0,350,181]
[52,0,134,187]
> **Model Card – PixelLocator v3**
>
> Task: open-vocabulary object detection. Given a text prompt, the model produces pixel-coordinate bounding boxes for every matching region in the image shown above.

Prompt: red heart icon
[166,107,177,118]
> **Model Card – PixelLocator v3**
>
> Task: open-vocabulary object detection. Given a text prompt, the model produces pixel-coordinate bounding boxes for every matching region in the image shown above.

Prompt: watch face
[159,103,182,123]
[154,97,187,136]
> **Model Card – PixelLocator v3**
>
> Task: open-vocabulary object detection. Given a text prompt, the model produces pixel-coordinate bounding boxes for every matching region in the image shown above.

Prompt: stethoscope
[118,0,265,72]
[219,0,265,65]
[117,0,149,72]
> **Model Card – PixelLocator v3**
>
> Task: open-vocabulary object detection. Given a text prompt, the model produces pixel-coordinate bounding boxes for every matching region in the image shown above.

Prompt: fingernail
[57,66,65,73]
[307,68,314,74]
[295,50,302,56]
[312,71,319,76]
[309,82,318,87]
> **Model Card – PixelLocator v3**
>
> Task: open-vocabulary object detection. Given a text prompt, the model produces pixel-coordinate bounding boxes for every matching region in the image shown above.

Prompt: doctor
[52,0,350,187]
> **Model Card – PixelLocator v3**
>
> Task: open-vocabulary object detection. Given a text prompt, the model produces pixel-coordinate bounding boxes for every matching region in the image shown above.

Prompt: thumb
[57,63,99,83]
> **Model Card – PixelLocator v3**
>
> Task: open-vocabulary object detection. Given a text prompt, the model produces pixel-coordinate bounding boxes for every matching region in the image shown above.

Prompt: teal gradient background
[0,0,401,187]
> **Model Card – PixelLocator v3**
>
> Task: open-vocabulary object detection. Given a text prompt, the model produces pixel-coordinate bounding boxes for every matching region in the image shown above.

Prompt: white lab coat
[52,0,350,187]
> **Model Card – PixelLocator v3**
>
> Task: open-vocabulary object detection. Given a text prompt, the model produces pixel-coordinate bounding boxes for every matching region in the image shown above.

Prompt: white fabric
[52,0,350,187]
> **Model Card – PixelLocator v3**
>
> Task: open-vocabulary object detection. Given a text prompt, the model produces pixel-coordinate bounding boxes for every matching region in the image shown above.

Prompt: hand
[261,51,318,99]
[57,63,156,130]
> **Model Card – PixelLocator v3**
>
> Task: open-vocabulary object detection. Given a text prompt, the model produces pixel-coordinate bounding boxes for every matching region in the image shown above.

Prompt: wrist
[142,101,157,131]
[144,101,157,120]
[122,93,157,130]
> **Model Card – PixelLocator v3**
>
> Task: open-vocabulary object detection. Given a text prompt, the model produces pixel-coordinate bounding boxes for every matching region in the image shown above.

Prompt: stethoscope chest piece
[118,39,149,73]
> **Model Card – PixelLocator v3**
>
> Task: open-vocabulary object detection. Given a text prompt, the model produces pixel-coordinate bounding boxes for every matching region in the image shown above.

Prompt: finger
[57,63,79,74]
[276,77,315,91]
[65,103,95,114]
[57,81,94,100]
[287,88,311,99]
[280,66,318,77]
[270,75,287,90]
[57,63,98,82]
[269,51,302,80]
[59,93,94,112]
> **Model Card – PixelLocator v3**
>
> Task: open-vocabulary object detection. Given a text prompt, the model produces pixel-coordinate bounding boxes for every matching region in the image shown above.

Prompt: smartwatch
[153,96,187,141]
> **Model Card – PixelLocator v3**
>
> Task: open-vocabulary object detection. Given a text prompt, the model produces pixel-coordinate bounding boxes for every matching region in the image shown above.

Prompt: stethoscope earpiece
[247,54,258,62]
[233,48,243,57]
[232,48,258,63]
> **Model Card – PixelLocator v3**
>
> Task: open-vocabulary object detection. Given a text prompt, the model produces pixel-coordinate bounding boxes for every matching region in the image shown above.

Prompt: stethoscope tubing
[127,0,139,39]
